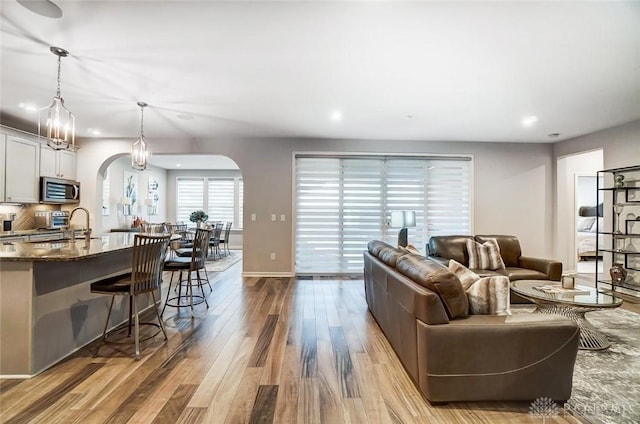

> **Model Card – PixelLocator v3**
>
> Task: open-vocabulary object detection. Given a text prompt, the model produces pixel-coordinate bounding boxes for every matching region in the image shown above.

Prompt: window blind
[295,155,471,274]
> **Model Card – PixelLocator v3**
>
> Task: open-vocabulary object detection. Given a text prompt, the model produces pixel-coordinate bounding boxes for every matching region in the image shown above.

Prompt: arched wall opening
[91,151,243,250]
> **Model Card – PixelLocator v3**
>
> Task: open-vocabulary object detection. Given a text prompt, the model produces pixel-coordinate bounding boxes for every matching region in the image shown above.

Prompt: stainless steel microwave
[40,177,80,204]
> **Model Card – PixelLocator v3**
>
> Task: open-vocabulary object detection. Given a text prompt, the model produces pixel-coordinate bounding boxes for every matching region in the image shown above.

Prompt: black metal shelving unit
[595,164,640,297]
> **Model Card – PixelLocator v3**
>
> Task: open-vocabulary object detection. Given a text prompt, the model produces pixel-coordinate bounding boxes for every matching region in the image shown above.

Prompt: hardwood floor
[1,263,584,424]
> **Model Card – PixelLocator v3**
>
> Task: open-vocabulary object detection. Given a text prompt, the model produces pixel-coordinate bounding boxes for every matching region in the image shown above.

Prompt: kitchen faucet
[69,207,91,244]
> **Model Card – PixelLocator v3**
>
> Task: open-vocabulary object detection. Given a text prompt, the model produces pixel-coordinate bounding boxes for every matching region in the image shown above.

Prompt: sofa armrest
[427,255,449,268]
[417,314,579,402]
[519,256,562,281]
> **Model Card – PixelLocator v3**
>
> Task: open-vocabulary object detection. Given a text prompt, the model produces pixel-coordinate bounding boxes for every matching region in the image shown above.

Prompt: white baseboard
[0,374,32,379]
[242,272,294,278]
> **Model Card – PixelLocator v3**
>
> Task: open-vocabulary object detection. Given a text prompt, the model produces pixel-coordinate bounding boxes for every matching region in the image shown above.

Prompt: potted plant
[189,210,209,228]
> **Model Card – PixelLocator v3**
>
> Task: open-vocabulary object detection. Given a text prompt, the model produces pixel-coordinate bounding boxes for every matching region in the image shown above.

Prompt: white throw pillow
[466,238,506,270]
[448,259,480,290]
[466,276,511,315]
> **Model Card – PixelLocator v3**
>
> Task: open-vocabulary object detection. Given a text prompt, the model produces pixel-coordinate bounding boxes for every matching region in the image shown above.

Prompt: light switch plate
[251,213,256,221]
[271,214,276,221]
[280,214,286,222]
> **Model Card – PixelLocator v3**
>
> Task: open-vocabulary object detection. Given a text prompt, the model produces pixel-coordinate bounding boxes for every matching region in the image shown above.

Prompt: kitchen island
[0,233,155,377]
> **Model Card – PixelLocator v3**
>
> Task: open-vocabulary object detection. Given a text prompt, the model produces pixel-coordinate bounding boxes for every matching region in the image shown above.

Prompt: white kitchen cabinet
[40,145,77,180]
[0,133,5,202]
[4,135,40,203]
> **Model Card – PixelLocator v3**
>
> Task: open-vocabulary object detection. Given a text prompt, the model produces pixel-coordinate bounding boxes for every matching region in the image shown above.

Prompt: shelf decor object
[595,164,640,297]
[39,46,75,150]
[131,101,149,171]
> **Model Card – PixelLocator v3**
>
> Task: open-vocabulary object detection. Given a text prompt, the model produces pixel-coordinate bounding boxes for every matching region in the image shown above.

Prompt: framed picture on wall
[124,170,138,213]
[148,177,159,215]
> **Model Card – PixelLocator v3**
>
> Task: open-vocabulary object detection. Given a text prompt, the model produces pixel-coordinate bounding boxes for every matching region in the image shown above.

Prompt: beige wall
[76,137,554,275]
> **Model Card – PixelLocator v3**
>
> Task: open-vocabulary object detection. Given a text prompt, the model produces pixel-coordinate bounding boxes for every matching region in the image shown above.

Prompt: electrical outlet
[270,252,276,260]
[271,214,276,221]
[280,214,286,222]
[251,213,256,221]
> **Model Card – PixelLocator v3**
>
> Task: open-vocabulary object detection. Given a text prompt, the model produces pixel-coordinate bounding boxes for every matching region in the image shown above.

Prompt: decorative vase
[609,263,627,285]
[614,174,625,188]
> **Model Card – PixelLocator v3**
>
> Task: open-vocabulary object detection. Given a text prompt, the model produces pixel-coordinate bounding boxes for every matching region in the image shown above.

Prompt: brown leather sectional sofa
[428,235,562,303]
[364,240,579,404]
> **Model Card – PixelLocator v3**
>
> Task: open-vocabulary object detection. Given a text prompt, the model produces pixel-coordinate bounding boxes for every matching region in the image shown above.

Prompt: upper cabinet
[0,134,5,202]
[4,135,40,203]
[40,145,77,180]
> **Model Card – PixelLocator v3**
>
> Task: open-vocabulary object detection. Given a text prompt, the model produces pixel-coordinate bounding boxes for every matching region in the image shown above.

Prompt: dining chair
[219,221,232,256]
[208,221,224,259]
[90,234,171,360]
[162,228,211,318]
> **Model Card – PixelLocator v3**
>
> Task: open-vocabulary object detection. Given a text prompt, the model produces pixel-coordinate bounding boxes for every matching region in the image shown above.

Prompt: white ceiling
[1,1,639,144]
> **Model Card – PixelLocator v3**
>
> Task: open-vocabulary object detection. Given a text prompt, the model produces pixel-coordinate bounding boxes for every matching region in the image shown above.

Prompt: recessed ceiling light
[521,116,538,127]
[17,0,63,19]
[176,163,181,167]
[547,133,560,138]
[18,102,37,112]
[330,110,343,122]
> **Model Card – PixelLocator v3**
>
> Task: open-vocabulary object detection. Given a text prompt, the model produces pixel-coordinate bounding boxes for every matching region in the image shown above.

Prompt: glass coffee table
[510,280,623,350]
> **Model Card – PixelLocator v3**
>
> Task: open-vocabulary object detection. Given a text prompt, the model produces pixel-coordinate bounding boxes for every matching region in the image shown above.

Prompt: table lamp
[391,210,416,247]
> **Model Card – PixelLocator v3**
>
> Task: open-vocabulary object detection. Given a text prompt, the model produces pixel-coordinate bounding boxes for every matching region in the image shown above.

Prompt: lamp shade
[391,210,416,228]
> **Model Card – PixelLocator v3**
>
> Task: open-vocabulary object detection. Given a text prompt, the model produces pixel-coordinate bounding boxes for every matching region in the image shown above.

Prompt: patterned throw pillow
[448,259,481,290]
[466,238,506,270]
[465,276,511,315]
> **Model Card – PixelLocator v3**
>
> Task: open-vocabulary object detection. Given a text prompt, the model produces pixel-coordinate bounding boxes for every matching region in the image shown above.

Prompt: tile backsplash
[0,204,60,230]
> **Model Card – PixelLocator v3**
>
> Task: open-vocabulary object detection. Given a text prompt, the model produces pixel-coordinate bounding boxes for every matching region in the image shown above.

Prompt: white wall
[555,149,603,270]
[100,157,168,233]
[554,119,640,274]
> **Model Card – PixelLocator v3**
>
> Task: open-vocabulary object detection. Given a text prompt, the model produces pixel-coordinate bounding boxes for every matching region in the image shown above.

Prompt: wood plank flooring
[1,263,588,423]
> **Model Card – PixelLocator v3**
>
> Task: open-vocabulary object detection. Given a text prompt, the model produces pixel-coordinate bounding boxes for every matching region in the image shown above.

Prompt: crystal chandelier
[39,47,75,150]
[131,102,149,170]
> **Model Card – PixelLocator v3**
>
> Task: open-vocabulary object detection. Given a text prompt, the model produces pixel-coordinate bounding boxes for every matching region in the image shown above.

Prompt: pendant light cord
[140,104,145,137]
[56,54,62,98]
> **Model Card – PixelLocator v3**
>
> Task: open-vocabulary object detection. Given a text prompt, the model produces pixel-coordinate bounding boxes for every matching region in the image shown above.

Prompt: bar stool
[162,228,211,318]
[90,234,170,360]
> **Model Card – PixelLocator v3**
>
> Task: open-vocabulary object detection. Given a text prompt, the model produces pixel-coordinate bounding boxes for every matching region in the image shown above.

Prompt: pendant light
[131,101,149,170]
[39,46,75,150]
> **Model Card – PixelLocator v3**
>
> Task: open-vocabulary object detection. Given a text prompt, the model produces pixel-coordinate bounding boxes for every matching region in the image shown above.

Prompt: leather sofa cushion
[501,267,548,281]
[396,255,468,319]
[428,235,474,265]
[368,240,405,267]
[475,235,522,267]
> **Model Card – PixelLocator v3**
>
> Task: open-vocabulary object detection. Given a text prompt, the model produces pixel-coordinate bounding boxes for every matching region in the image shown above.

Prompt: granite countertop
[0,232,139,262]
[0,229,70,238]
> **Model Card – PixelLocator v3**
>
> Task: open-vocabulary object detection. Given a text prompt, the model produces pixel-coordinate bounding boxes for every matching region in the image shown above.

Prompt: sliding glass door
[294,155,471,274]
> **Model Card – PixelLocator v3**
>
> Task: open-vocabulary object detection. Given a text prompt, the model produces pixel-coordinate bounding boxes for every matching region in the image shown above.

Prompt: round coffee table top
[510,280,623,309]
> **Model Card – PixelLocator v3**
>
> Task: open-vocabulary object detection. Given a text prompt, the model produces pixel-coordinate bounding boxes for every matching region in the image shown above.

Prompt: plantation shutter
[176,178,205,223]
[208,178,235,223]
[237,178,244,229]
